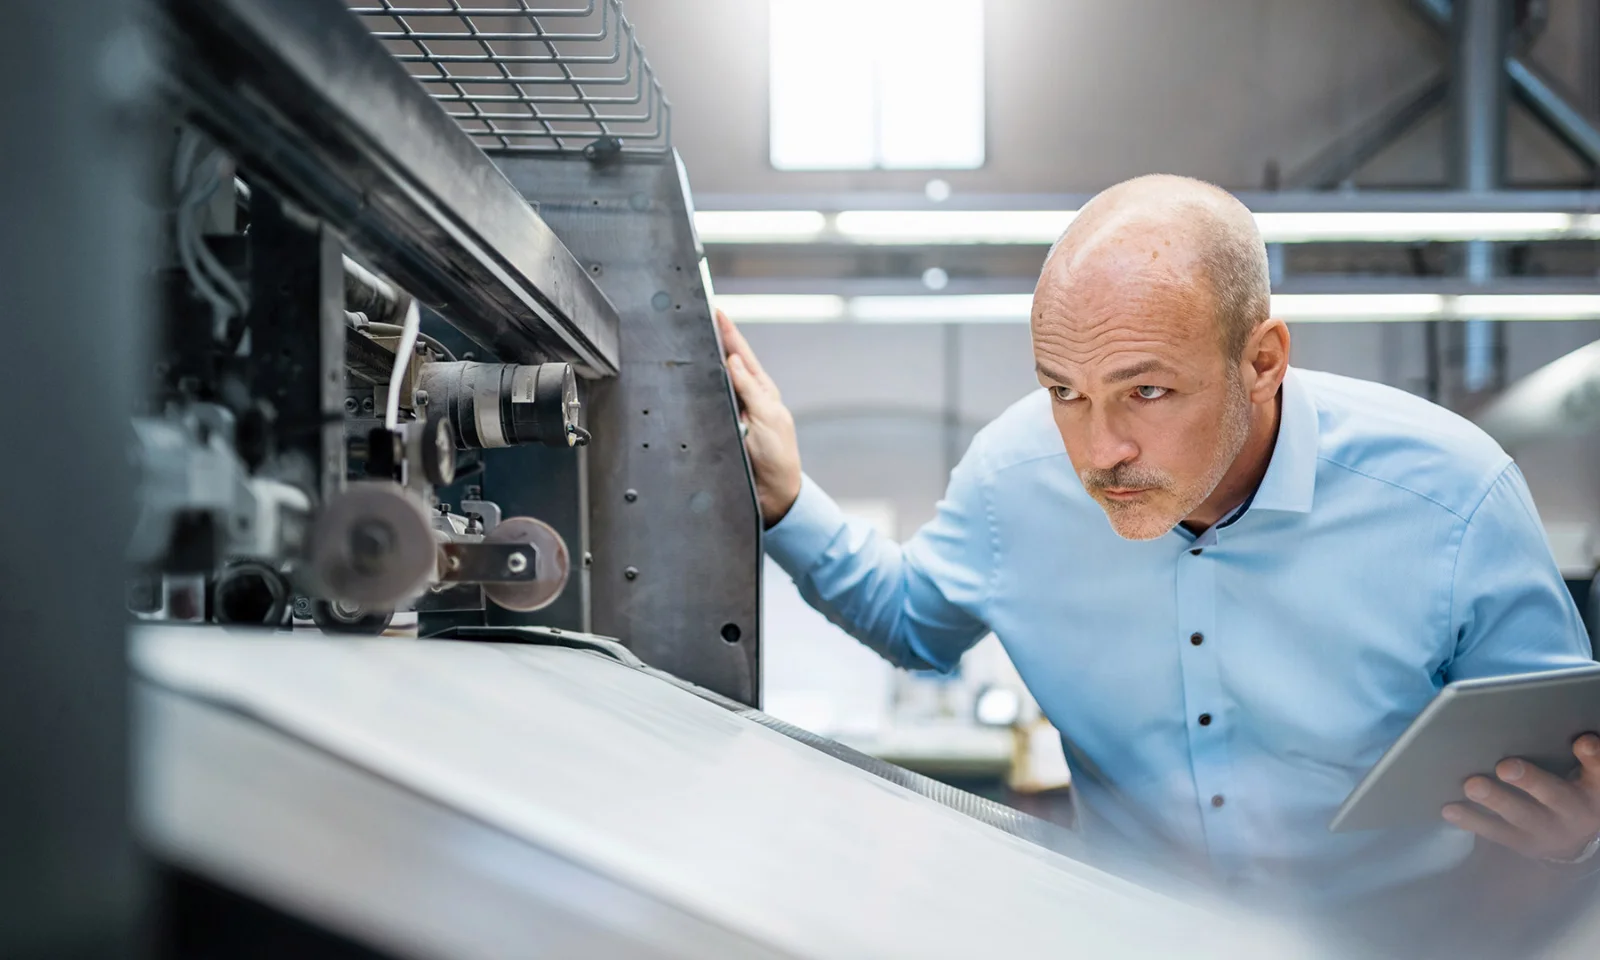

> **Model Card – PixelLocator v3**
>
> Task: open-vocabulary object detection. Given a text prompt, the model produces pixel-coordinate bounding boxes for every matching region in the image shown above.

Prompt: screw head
[361,396,375,413]
[624,565,639,581]
[624,489,638,502]
[343,397,359,414]
[415,389,429,405]
[507,551,528,574]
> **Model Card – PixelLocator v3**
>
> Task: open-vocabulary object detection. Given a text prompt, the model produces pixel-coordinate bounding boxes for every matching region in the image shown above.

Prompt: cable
[384,300,421,431]
[360,321,456,362]
[172,130,249,346]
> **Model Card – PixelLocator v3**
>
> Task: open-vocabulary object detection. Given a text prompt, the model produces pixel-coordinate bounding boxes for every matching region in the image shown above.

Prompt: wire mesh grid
[348,0,670,154]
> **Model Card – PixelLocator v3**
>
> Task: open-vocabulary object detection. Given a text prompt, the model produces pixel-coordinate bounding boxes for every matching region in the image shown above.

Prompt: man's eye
[1051,385,1081,402]
[1134,385,1169,401]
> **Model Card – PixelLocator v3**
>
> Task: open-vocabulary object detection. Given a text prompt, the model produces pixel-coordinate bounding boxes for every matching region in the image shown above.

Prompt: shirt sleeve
[763,444,995,673]
[1445,463,1594,682]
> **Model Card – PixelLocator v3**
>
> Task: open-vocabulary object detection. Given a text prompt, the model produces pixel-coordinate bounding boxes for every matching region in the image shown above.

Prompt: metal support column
[1,1,151,954]
[1452,0,1511,397]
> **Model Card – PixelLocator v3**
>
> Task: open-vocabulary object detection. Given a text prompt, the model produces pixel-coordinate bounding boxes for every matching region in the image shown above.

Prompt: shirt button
[1198,713,1213,726]
[1211,794,1226,809]
[1190,632,1204,646]
[1190,548,1203,556]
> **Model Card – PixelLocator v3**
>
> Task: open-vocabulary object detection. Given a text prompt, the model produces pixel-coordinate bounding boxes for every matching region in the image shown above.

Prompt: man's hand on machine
[1442,733,1600,863]
[716,309,803,527]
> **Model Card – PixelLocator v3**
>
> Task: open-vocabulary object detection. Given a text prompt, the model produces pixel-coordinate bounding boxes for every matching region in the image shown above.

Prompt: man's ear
[1244,318,1290,404]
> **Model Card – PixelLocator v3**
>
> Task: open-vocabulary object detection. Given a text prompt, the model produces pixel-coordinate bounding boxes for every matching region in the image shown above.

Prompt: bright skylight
[769,0,985,171]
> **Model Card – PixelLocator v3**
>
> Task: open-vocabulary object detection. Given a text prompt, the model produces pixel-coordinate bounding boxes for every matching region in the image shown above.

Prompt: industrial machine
[133,0,761,705]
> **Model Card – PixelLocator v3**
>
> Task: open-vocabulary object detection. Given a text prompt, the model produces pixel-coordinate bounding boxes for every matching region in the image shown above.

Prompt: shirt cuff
[764,474,848,581]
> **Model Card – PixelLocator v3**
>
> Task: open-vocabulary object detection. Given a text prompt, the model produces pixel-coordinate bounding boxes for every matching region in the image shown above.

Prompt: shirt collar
[1248,366,1318,514]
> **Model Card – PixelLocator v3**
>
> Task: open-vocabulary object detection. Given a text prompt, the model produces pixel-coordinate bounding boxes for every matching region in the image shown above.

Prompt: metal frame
[1411,0,1600,169]
[155,0,622,377]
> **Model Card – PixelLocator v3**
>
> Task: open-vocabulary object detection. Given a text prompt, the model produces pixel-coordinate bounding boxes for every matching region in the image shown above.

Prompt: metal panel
[249,192,349,499]
[133,628,1308,959]
[482,441,593,632]
[2,0,149,954]
[153,0,621,376]
[495,152,763,706]
[139,686,787,959]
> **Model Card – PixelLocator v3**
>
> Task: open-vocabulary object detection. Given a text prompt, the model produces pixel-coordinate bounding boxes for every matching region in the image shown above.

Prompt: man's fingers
[1576,734,1600,787]
[726,354,778,420]
[1443,802,1532,854]
[715,308,777,393]
[1496,758,1590,823]
[1463,775,1555,834]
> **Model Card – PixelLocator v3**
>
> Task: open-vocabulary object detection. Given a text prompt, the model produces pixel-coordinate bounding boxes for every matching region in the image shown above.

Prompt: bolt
[507,551,528,574]
[447,554,461,572]
[415,389,429,406]
[361,396,375,413]
[437,501,451,514]
[343,397,359,414]
[624,565,639,581]
[624,489,638,502]
[348,519,395,576]
[293,596,311,617]
[583,551,593,568]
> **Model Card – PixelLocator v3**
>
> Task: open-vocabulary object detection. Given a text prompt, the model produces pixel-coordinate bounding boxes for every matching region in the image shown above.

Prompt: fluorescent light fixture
[697,210,1600,245]
[1453,295,1600,320]
[717,293,1600,324]
[1269,294,1444,322]
[1254,212,1600,243]
[834,210,1073,244]
[693,210,827,243]
[715,295,846,322]
[850,294,1033,322]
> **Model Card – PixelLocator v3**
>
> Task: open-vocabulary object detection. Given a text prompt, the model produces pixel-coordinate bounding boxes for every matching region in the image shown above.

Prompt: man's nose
[1085,410,1139,472]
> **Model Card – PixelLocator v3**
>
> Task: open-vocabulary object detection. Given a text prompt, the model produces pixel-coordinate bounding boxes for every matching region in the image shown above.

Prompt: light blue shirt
[765,367,1594,904]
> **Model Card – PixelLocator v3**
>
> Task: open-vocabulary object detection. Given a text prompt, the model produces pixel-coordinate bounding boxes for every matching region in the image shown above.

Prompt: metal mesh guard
[348,0,670,154]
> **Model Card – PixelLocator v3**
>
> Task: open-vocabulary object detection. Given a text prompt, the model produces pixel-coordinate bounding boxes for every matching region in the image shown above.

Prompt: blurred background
[622,0,1600,810]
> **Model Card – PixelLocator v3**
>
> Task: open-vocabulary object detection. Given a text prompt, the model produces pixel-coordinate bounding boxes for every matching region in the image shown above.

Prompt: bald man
[717,175,1600,912]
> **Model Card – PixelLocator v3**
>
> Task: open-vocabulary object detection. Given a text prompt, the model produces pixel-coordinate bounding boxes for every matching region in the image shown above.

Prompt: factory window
[768,0,986,171]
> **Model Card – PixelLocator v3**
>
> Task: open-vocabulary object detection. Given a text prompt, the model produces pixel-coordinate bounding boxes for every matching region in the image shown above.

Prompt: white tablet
[1329,665,1600,833]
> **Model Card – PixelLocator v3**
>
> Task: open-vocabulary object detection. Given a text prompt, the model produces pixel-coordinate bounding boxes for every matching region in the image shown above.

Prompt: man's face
[1032,244,1251,540]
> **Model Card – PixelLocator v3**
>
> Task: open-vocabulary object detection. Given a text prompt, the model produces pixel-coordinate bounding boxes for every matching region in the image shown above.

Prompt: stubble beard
[1085,372,1254,541]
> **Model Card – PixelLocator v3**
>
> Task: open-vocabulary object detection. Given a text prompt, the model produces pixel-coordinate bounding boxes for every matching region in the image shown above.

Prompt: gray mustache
[1081,466,1169,491]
